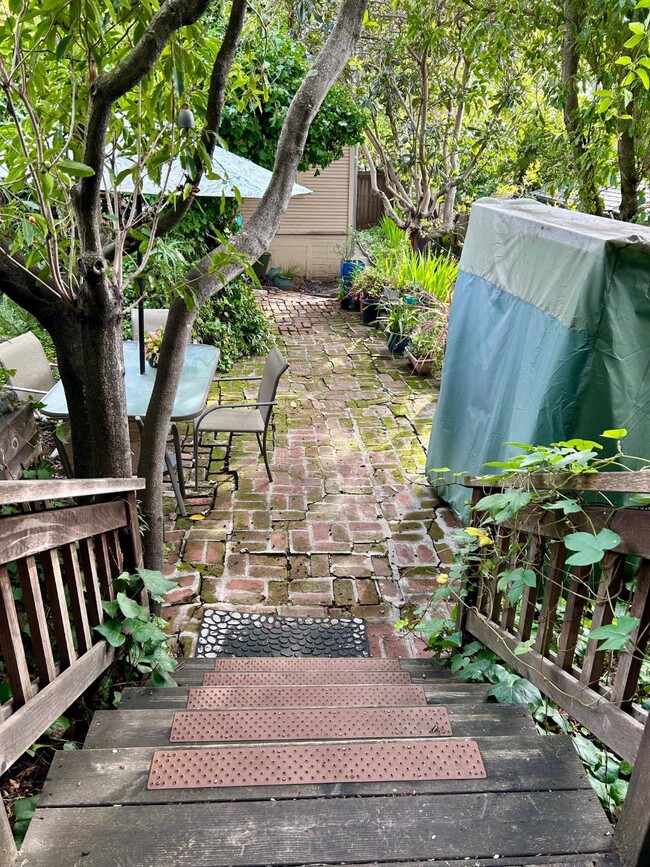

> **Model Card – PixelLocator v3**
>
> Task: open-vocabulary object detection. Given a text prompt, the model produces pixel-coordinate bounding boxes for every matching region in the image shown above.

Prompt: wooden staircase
[20,657,621,867]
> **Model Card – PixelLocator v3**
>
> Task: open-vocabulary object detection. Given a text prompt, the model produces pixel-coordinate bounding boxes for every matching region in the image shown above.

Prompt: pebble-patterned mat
[195,610,369,658]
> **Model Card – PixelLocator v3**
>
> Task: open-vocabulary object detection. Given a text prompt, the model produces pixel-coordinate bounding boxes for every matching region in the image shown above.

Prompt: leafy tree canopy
[220,32,367,171]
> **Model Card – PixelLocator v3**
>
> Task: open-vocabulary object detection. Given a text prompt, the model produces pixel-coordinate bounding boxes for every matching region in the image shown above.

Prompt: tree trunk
[618,126,638,222]
[561,0,603,216]
[139,0,370,568]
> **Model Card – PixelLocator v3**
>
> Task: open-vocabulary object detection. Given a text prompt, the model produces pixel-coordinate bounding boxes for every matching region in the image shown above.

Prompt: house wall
[240,146,356,280]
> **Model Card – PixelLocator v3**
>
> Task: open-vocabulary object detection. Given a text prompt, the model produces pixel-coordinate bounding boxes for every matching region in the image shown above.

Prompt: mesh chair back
[131,309,169,343]
[0,331,56,398]
[257,347,289,424]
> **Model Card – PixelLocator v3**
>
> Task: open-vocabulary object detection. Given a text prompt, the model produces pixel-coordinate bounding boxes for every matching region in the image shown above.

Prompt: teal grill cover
[427,198,650,519]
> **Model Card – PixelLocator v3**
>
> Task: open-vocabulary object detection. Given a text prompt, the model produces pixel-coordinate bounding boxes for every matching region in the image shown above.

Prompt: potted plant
[252,252,271,280]
[406,307,448,376]
[337,281,355,311]
[144,329,164,368]
[382,301,421,356]
[351,267,388,326]
[335,234,365,286]
[271,264,300,290]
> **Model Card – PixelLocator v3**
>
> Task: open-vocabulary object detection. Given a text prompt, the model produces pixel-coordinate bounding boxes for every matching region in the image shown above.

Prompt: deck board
[19,790,616,866]
[83,703,536,749]
[42,735,591,806]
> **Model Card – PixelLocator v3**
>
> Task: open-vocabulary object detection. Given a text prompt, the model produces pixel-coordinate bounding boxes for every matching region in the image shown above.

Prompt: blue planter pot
[387,333,410,356]
[340,259,365,286]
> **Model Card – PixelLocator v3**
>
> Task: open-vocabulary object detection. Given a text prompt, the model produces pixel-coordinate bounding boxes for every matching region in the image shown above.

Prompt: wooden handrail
[455,473,650,867]
[0,479,144,865]
[464,471,650,494]
[0,477,145,506]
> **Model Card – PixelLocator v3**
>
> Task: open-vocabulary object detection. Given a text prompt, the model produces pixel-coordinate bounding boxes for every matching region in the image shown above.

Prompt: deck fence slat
[17,556,57,686]
[40,549,77,669]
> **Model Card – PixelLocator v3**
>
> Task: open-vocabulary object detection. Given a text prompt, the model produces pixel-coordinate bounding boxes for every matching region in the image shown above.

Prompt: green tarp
[427,198,650,520]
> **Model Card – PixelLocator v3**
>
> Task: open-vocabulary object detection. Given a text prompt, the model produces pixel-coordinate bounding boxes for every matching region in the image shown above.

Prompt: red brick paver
[162,290,459,656]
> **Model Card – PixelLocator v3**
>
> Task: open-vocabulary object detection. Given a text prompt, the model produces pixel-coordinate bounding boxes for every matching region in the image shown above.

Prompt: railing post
[617,716,650,867]
[0,799,17,867]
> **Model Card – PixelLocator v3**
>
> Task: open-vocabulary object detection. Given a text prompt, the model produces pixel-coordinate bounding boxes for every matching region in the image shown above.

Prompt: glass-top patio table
[40,341,220,421]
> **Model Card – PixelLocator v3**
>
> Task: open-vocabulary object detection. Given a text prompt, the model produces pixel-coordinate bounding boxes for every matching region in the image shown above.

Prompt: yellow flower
[436,574,449,585]
[464,527,493,548]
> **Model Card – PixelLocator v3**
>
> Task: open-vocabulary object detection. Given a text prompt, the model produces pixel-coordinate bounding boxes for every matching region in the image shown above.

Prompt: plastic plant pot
[272,275,295,290]
[340,259,365,286]
[253,253,271,280]
[361,298,380,325]
[387,333,410,356]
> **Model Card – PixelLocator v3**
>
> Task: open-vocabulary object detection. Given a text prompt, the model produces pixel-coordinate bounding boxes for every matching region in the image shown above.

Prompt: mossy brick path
[161,289,460,657]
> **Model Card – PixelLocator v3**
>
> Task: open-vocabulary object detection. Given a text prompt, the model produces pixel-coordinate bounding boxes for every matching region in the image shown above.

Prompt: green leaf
[590,615,640,651]
[93,619,126,647]
[57,159,95,177]
[544,498,583,515]
[116,592,150,622]
[486,676,542,705]
[601,428,628,439]
[637,67,650,88]
[137,568,178,601]
[615,56,633,65]
[151,669,178,688]
[629,21,645,34]
[102,600,119,617]
[573,733,602,767]
[514,638,535,656]
[564,529,621,566]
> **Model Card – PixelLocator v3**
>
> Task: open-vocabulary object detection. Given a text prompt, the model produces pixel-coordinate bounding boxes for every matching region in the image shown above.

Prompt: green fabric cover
[427,198,650,520]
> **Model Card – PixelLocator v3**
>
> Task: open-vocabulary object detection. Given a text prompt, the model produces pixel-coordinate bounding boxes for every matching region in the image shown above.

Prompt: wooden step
[83,703,536,749]
[209,657,403,670]
[41,734,593,807]
[201,670,412,686]
[120,681,493,709]
[20,789,616,866]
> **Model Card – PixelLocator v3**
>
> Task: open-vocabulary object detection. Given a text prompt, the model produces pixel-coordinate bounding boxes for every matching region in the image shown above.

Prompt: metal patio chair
[193,347,288,483]
[54,418,188,517]
[0,331,56,401]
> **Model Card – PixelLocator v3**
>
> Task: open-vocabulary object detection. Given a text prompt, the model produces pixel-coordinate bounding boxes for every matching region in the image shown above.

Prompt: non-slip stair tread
[19,789,616,867]
[188,684,427,709]
[201,670,412,686]
[82,704,536,749]
[147,739,487,789]
[40,734,594,807]
[169,706,453,742]
[210,657,403,671]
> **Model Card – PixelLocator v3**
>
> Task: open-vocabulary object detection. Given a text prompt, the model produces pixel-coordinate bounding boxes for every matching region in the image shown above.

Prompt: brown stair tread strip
[186,684,427,709]
[202,670,412,686]
[147,739,486,789]
[170,706,453,742]
[210,657,402,671]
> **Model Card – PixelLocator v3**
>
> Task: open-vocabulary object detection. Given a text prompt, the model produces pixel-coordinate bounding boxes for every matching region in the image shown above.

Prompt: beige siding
[240,146,356,279]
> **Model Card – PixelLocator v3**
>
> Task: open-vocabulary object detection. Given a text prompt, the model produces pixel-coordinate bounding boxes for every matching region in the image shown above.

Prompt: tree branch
[102,0,248,260]
[77,0,214,253]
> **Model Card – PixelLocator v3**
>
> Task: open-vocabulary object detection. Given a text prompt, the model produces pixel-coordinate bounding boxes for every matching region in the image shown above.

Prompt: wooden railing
[458,472,650,867]
[0,477,145,866]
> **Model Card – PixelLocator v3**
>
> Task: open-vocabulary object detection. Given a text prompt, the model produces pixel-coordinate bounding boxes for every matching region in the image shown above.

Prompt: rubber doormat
[195,610,369,658]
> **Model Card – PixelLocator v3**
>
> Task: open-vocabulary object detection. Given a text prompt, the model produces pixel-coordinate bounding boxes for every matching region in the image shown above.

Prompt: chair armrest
[214,375,263,383]
[197,401,277,424]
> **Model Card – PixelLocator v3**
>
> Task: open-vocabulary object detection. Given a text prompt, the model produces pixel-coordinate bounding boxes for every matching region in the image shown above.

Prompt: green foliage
[94,568,180,689]
[193,278,274,371]
[11,795,38,847]
[221,33,367,172]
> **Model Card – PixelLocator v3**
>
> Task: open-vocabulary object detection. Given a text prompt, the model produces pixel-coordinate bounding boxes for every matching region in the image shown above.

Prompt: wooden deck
[18,658,621,867]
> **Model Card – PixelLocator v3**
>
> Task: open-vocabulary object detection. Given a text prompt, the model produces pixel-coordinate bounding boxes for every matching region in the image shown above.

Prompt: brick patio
[161,289,460,657]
